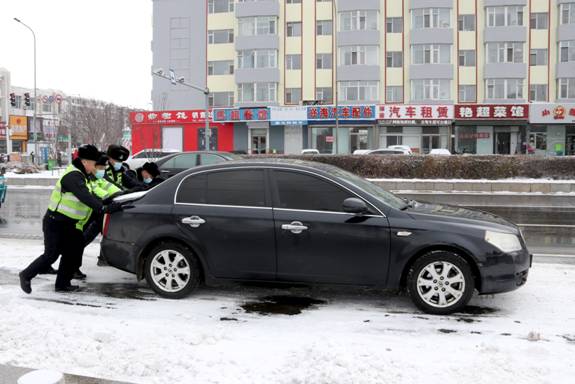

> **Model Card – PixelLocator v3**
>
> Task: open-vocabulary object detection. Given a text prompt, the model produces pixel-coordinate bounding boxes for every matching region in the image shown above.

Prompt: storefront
[213,107,271,154]
[9,115,28,153]
[130,110,234,154]
[454,104,529,155]
[377,105,453,154]
[307,105,377,154]
[269,106,308,155]
[529,103,575,156]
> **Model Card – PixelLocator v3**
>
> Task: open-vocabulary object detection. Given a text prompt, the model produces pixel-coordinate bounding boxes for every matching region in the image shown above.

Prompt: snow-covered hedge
[255,155,575,180]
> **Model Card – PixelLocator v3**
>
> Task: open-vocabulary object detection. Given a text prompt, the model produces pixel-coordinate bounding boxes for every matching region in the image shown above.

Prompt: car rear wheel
[407,251,475,315]
[144,241,201,299]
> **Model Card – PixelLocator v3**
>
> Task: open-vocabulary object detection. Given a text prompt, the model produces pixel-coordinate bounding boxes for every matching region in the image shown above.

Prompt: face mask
[95,170,106,179]
[113,162,122,171]
[143,178,153,184]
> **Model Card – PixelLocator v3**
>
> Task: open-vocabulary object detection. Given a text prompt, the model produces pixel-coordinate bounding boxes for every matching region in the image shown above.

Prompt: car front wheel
[144,241,201,299]
[407,251,475,315]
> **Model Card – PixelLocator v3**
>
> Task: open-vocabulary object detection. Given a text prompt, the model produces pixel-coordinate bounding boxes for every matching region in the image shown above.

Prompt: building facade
[150,0,575,155]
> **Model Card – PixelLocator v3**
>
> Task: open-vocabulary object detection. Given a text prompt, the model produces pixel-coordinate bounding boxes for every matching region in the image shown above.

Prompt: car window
[160,153,198,169]
[200,154,226,166]
[133,152,146,159]
[177,170,266,207]
[273,170,356,212]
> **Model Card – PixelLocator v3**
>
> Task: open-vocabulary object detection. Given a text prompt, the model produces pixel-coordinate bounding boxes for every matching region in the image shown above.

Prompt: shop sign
[307,105,376,120]
[9,115,28,140]
[529,103,575,124]
[325,136,334,143]
[458,132,490,140]
[130,110,211,125]
[270,106,307,125]
[455,104,528,120]
[378,105,454,122]
[213,107,269,122]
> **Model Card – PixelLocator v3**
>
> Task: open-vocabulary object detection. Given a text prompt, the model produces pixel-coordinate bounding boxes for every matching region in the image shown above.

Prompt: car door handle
[281,221,308,234]
[181,216,205,228]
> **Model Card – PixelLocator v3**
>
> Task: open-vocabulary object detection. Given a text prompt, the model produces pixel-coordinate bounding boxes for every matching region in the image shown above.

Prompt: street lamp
[14,17,38,164]
[332,1,339,154]
[152,69,211,150]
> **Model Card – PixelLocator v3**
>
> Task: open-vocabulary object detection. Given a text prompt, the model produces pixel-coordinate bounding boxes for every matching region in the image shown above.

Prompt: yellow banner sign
[9,115,28,140]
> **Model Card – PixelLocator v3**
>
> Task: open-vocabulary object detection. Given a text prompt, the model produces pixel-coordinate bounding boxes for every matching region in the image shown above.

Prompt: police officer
[19,145,122,293]
[105,144,141,190]
[140,162,165,188]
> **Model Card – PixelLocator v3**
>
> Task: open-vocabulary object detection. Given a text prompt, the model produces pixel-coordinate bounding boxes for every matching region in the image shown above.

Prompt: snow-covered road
[0,238,574,384]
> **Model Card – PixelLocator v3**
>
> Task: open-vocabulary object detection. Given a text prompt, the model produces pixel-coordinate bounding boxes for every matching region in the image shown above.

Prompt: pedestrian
[140,162,165,188]
[105,144,142,190]
[30,151,35,164]
[57,151,62,168]
[19,144,123,294]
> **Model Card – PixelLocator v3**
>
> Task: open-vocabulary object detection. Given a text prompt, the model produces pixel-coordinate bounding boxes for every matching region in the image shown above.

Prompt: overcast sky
[0,0,152,109]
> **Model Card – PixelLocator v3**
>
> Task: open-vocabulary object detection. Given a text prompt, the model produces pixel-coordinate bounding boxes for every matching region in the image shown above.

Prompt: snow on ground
[0,238,574,384]
[4,169,64,179]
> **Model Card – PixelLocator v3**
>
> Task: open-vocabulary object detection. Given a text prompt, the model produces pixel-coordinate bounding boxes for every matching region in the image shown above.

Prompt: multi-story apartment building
[150,0,575,156]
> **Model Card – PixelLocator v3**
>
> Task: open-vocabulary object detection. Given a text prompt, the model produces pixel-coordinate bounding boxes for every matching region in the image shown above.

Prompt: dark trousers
[21,213,85,288]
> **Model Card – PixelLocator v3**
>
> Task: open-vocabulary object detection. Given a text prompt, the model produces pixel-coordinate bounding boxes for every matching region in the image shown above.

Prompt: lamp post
[332,1,339,154]
[14,18,38,164]
[152,69,211,150]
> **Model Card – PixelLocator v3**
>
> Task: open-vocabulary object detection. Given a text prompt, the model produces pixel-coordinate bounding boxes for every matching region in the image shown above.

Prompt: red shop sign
[455,104,528,120]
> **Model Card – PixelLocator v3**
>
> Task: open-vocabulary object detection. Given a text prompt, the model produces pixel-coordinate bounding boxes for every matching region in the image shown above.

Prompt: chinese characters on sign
[212,108,270,122]
[455,105,528,120]
[307,105,377,120]
[529,104,575,124]
[378,105,454,120]
[458,132,490,140]
[129,110,211,124]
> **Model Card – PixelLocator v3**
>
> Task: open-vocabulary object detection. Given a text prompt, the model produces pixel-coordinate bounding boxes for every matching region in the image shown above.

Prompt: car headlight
[485,230,522,253]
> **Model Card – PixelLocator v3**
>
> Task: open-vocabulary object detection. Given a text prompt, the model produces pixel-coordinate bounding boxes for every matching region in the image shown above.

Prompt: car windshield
[326,167,407,210]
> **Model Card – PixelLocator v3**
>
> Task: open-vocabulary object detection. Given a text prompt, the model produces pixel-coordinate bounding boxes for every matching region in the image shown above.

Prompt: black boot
[19,272,32,294]
[72,270,87,280]
[55,285,80,293]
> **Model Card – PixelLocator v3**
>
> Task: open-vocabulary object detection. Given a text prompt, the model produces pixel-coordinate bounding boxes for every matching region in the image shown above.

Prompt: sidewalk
[0,364,134,384]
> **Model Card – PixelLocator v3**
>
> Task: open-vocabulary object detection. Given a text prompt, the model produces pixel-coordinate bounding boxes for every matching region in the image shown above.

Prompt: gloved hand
[104,201,123,214]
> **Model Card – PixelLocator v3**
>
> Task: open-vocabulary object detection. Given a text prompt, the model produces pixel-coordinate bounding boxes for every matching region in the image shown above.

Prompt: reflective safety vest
[105,167,123,188]
[90,178,122,200]
[47,165,93,230]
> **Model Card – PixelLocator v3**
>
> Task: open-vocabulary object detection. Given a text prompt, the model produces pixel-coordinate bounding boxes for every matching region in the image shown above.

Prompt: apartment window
[208,29,234,44]
[338,81,379,102]
[386,86,403,103]
[237,49,277,69]
[386,17,403,33]
[458,85,476,102]
[14,95,22,109]
[208,92,234,107]
[458,50,476,66]
[530,49,548,66]
[42,103,52,113]
[285,88,302,104]
[412,44,451,64]
[316,87,333,103]
[170,17,188,29]
[340,10,379,31]
[238,16,277,36]
[560,3,575,25]
[237,82,277,103]
[530,12,548,29]
[485,79,523,99]
[316,0,332,2]
[287,22,302,37]
[458,14,475,31]
[286,54,302,70]
[412,8,451,29]
[529,84,548,101]
[560,41,575,62]
[287,0,301,3]
[411,79,451,101]
[340,46,379,65]
[558,78,575,99]
[486,6,524,27]
[486,42,524,63]
[316,53,333,69]
[208,0,233,13]
[386,52,403,68]
[208,60,234,75]
[316,20,333,35]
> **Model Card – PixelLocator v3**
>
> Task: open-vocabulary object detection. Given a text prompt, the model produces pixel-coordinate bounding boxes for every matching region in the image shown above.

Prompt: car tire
[407,251,475,315]
[144,241,201,299]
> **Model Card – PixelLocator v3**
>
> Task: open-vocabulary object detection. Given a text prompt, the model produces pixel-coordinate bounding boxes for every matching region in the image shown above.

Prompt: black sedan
[101,159,531,314]
[155,151,241,178]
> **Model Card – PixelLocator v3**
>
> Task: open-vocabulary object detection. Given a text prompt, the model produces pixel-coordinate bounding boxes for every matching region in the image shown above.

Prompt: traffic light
[9,93,16,107]
[24,92,31,107]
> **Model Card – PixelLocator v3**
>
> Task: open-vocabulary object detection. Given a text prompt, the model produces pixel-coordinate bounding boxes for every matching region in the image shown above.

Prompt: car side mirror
[343,198,368,215]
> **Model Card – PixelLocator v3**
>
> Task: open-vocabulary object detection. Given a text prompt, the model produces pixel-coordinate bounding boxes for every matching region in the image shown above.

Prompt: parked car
[429,148,452,156]
[126,148,180,170]
[354,148,408,155]
[387,145,413,154]
[301,149,320,155]
[102,159,532,315]
[154,151,242,178]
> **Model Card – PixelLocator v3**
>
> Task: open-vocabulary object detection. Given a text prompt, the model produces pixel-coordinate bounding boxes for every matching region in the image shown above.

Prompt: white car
[301,149,320,155]
[354,148,408,155]
[125,148,180,170]
[429,148,452,156]
[386,145,413,154]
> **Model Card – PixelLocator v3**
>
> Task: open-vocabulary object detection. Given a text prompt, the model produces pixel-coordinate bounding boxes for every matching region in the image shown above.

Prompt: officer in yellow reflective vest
[19,145,123,293]
[105,144,142,190]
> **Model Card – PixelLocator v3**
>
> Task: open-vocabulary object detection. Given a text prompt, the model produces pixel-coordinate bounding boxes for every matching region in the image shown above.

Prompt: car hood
[406,201,519,233]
